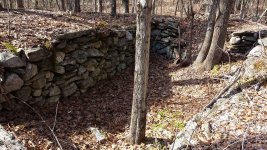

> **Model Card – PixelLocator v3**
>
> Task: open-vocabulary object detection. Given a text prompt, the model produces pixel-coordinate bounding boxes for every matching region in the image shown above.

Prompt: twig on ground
[14,97,63,150]
[52,101,59,131]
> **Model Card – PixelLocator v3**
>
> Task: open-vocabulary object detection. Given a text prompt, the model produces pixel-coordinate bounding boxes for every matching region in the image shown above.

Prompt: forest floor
[0,10,267,150]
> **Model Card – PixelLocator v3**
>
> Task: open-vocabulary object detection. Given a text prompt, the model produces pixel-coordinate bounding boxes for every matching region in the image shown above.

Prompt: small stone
[85,49,104,57]
[242,36,257,42]
[54,66,65,74]
[47,96,60,103]
[77,77,96,89]
[0,52,26,68]
[63,43,78,53]
[89,41,102,49]
[55,52,65,63]
[14,86,32,101]
[126,31,133,40]
[33,89,42,97]
[78,65,87,75]
[22,63,38,81]
[25,47,51,62]
[62,83,78,97]
[229,36,241,45]
[56,41,67,49]
[71,50,88,64]
[84,59,98,72]
[49,86,61,96]
[46,72,54,81]
[3,73,24,93]
[31,78,46,89]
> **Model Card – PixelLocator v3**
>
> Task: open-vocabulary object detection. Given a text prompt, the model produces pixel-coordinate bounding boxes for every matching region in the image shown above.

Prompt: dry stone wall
[0,18,181,110]
[0,28,135,110]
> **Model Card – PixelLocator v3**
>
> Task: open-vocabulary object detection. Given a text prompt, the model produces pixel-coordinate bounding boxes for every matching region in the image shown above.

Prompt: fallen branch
[204,68,242,109]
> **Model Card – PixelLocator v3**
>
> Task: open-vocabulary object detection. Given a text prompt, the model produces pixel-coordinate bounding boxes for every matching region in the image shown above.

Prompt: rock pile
[229,30,267,55]
[151,17,184,59]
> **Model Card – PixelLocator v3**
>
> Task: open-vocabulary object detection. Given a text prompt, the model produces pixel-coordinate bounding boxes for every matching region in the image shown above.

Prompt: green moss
[44,40,52,50]
[211,65,220,76]
[253,60,266,72]
[2,42,18,54]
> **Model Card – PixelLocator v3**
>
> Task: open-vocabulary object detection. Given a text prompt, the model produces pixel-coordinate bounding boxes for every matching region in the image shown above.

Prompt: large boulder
[0,52,26,68]
[22,63,38,81]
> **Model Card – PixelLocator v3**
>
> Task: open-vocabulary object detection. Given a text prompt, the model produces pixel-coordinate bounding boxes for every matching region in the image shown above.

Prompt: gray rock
[62,83,77,97]
[248,45,263,57]
[14,86,32,101]
[77,77,96,89]
[71,50,88,64]
[33,89,42,97]
[85,49,104,57]
[31,78,46,89]
[0,94,7,103]
[151,29,161,36]
[47,96,60,103]
[126,31,133,40]
[63,43,78,53]
[25,47,51,62]
[55,52,65,63]
[78,65,87,75]
[56,41,67,49]
[89,41,102,49]
[0,125,26,150]
[242,36,257,42]
[117,63,126,71]
[22,63,38,81]
[61,58,76,66]
[46,72,54,81]
[29,96,45,106]
[49,86,61,96]
[84,59,98,72]
[3,74,24,93]
[0,52,26,68]
[92,68,101,77]
[229,36,241,45]
[258,37,267,46]
[54,66,65,74]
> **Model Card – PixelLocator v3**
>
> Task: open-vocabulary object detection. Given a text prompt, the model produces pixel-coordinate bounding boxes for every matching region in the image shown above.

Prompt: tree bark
[98,0,102,13]
[193,0,217,66]
[123,0,129,13]
[255,0,259,19]
[111,0,116,16]
[72,0,80,12]
[128,0,152,145]
[16,0,23,9]
[202,0,235,70]
[2,0,7,8]
[60,0,65,11]
[34,0,38,9]
[131,0,136,13]
[152,0,156,14]
[239,0,246,19]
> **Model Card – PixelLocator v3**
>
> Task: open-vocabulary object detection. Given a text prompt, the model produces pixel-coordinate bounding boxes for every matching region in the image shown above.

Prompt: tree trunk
[255,0,259,19]
[16,0,24,9]
[9,0,13,9]
[128,0,152,145]
[72,0,80,12]
[111,0,116,16]
[98,0,102,13]
[60,0,65,11]
[174,0,178,16]
[123,0,129,13]
[152,0,156,14]
[34,0,38,9]
[202,0,235,70]
[131,0,136,13]
[239,0,246,19]
[2,0,7,8]
[193,0,217,66]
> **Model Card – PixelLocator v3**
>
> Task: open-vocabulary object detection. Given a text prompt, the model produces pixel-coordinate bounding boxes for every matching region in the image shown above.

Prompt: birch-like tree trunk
[128,0,152,145]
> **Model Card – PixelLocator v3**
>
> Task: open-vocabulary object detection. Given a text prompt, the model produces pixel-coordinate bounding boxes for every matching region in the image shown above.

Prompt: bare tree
[128,0,152,145]
[16,0,23,9]
[98,0,102,13]
[239,0,246,19]
[111,0,116,16]
[131,0,136,13]
[193,0,218,66]
[123,0,129,13]
[202,0,235,70]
